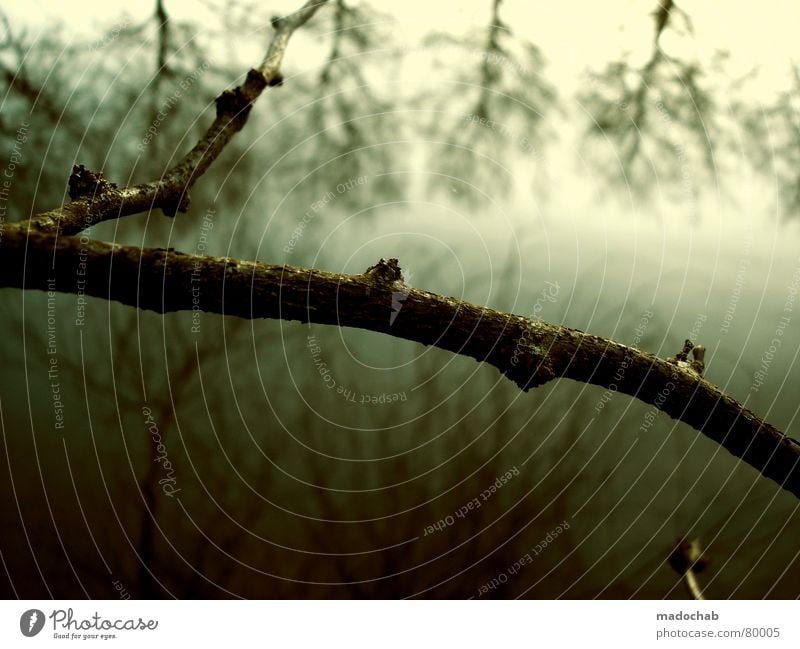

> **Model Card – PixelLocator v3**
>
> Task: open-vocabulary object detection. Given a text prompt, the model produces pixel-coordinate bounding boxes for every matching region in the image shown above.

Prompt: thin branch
[473,0,505,121]
[653,0,675,46]
[9,0,329,236]
[319,0,346,85]
[2,233,799,499]
[155,0,171,79]
[668,538,707,600]
[683,570,704,600]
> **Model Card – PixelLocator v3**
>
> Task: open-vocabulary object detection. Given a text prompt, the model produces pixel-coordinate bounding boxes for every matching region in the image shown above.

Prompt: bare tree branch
[2,230,799,499]
[155,0,171,79]
[473,0,505,121]
[318,0,346,85]
[9,0,329,236]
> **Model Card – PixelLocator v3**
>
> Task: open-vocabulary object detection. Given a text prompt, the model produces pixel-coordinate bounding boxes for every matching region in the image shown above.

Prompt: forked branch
[10,0,329,236]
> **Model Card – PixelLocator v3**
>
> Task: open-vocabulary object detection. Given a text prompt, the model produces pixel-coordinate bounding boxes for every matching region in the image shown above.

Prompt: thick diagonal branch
[2,229,798,499]
[12,0,328,236]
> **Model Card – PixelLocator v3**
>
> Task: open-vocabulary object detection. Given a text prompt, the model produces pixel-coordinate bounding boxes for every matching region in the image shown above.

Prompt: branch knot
[363,258,403,284]
[68,165,117,201]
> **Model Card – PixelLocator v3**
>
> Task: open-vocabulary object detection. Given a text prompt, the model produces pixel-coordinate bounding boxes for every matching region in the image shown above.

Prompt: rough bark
[2,229,799,498]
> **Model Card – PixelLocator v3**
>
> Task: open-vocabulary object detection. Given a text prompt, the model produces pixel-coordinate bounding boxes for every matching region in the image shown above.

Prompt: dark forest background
[1,0,800,598]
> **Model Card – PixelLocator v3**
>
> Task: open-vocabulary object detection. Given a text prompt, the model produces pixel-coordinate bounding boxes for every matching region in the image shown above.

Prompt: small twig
[668,538,708,600]
[667,338,706,376]
[155,0,171,78]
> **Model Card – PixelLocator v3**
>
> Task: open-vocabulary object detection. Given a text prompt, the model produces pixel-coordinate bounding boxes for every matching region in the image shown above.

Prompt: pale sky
[5,1,799,100]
